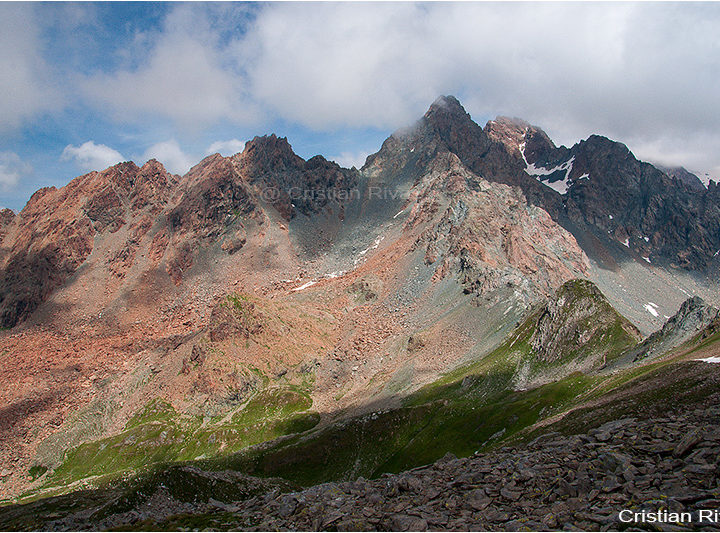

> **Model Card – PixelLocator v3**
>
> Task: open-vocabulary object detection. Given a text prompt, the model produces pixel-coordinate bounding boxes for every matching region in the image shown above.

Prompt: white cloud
[4,2,720,186]
[141,140,194,175]
[0,4,61,131]
[0,152,33,191]
[61,141,125,172]
[234,2,720,176]
[206,139,246,156]
[329,150,371,169]
[236,3,442,130]
[81,4,258,128]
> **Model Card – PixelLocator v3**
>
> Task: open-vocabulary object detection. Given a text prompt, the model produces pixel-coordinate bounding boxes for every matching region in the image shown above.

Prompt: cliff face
[0,160,178,327]
[485,116,720,270]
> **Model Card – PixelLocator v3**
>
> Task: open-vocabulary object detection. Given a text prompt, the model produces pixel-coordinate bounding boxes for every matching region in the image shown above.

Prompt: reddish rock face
[0,136,361,328]
[0,160,177,328]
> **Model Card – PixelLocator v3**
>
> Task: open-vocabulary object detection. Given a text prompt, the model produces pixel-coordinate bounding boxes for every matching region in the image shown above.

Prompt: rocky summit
[0,96,719,532]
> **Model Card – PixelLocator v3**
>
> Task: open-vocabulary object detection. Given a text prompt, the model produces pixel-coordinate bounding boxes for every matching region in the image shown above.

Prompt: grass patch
[43,387,318,491]
[28,466,47,481]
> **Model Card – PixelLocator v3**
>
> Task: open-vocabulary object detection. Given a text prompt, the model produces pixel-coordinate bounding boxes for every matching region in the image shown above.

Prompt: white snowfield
[292,280,317,292]
[519,142,575,195]
[643,302,659,317]
[696,356,720,364]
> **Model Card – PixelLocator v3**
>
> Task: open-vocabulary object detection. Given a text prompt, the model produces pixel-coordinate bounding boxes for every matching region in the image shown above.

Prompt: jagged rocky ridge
[0,95,719,518]
[612,296,720,368]
[0,95,718,329]
[0,136,357,328]
[484,112,720,269]
[368,96,720,270]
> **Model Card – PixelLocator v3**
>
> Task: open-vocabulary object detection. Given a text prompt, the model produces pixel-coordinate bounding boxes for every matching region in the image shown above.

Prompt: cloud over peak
[61,141,125,173]
[0,152,33,191]
[140,140,194,175]
[206,139,246,156]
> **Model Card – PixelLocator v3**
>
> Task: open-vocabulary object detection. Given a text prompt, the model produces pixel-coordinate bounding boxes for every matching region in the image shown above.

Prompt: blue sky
[2,2,719,211]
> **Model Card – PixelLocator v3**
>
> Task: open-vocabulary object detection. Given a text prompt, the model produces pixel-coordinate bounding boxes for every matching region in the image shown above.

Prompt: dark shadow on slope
[0,388,70,436]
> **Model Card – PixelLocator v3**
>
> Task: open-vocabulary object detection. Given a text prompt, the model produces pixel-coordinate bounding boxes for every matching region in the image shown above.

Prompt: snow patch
[521,149,576,194]
[393,208,406,219]
[577,173,589,180]
[696,356,720,364]
[609,214,613,220]
[355,235,386,264]
[644,236,650,242]
[714,249,719,257]
[623,238,629,247]
[644,303,659,317]
[642,256,651,263]
[526,156,574,177]
[292,280,316,292]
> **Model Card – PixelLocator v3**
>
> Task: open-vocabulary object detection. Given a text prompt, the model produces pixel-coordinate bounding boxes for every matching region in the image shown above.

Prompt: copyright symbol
[260,186,280,202]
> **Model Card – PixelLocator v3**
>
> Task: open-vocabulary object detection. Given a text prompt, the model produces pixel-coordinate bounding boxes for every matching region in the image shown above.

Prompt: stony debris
[229,407,720,531]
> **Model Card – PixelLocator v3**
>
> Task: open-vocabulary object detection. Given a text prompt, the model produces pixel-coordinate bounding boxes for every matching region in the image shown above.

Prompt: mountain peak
[243,133,295,156]
[484,116,556,160]
[425,95,468,119]
[238,134,305,172]
[139,158,170,176]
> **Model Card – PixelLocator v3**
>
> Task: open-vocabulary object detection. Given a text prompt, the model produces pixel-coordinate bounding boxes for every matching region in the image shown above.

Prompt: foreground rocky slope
[161,406,720,532]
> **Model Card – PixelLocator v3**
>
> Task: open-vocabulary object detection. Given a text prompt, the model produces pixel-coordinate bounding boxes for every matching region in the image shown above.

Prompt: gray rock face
[529,279,639,363]
[655,165,707,192]
[614,296,720,367]
[484,115,720,272]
